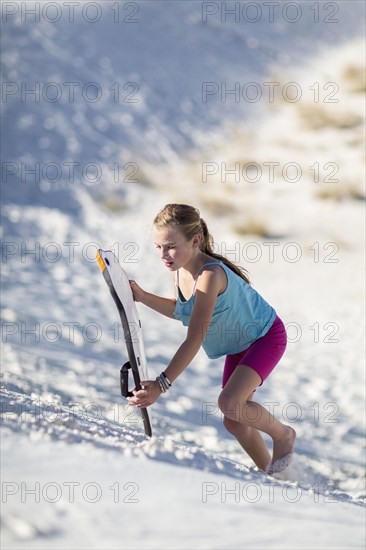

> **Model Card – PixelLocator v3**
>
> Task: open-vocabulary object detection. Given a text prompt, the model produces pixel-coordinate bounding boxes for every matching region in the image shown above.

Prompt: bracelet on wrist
[156,376,165,394]
[161,372,172,387]
[156,372,172,394]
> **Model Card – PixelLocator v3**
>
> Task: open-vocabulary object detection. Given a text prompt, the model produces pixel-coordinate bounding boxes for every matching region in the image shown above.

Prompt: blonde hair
[153,203,251,284]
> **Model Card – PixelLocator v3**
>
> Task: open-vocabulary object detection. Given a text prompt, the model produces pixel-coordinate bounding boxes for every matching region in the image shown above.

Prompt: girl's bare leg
[219,365,296,472]
[224,417,271,471]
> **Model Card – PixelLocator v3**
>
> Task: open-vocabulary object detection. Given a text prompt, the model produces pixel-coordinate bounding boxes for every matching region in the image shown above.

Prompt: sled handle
[120,361,134,397]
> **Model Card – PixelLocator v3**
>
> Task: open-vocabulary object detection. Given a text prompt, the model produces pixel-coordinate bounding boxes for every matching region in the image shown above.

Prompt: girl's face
[153,226,200,271]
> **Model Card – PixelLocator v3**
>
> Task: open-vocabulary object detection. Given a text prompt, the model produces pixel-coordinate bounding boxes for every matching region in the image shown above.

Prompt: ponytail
[200,217,251,284]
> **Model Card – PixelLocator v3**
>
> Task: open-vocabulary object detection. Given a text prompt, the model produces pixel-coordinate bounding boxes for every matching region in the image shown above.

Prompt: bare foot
[268,426,296,475]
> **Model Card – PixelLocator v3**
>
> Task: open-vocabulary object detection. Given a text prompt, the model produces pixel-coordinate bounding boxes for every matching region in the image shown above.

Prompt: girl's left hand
[127,379,161,408]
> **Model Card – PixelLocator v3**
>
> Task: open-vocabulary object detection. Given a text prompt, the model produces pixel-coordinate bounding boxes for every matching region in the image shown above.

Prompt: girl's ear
[193,233,201,248]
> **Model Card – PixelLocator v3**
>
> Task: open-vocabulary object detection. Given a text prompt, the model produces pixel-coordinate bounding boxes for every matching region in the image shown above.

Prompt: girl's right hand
[129,280,145,302]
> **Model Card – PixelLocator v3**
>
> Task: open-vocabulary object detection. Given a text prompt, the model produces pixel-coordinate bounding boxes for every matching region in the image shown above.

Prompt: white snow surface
[1,2,365,549]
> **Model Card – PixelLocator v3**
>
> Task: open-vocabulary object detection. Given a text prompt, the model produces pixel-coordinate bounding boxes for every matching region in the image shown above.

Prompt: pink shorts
[222,315,287,388]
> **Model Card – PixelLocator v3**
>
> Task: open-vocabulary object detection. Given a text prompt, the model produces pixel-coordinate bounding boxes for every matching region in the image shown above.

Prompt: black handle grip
[120,361,134,397]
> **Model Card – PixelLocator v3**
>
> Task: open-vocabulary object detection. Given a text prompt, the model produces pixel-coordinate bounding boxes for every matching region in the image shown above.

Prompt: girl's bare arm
[130,280,176,319]
[164,267,223,383]
[127,267,225,408]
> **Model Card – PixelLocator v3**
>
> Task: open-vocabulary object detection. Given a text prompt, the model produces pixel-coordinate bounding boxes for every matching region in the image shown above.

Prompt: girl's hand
[127,380,161,408]
[129,280,145,302]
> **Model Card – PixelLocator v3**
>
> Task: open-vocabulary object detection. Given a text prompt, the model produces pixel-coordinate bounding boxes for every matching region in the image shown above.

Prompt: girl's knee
[218,390,255,417]
[218,393,245,422]
[218,391,237,416]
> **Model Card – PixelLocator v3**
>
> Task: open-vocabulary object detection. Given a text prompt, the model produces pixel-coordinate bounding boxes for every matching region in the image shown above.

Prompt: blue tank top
[174,261,276,359]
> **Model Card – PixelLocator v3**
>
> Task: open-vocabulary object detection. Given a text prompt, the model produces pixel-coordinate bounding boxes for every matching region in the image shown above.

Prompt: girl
[128,203,296,474]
